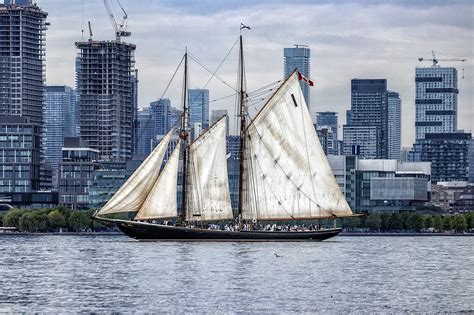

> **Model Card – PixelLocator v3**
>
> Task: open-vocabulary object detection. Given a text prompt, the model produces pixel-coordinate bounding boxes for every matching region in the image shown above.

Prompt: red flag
[297,71,314,87]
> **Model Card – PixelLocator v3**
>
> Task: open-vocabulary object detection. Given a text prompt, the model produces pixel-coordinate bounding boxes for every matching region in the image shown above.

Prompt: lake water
[0,235,473,313]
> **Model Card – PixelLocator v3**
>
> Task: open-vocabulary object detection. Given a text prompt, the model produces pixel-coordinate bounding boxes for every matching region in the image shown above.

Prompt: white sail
[242,72,353,220]
[95,131,172,216]
[186,117,233,221]
[135,142,181,220]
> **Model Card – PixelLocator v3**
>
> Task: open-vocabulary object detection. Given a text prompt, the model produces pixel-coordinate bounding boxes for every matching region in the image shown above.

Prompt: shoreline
[0,232,473,237]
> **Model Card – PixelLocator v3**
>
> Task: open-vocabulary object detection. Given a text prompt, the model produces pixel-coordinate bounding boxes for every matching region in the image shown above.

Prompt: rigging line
[246,80,282,96]
[245,97,323,210]
[188,53,237,93]
[210,92,238,103]
[137,55,185,142]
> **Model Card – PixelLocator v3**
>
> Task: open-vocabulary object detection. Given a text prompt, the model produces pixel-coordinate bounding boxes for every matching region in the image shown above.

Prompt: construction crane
[88,21,93,41]
[103,0,131,42]
[418,50,466,67]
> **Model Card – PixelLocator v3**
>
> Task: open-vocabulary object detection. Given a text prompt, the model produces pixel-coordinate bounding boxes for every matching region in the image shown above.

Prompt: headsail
[186,117,233,221]
[242,71,353,220]
[135,142,181,220]
[95,131,172,216]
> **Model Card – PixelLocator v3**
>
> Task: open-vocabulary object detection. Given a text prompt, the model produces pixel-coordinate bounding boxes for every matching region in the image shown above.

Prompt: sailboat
[93,33,357,241]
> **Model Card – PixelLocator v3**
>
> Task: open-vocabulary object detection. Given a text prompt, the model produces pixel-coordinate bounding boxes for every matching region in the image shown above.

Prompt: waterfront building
[316,112,338,138]
[44,86,78,169]
[411,133,471,183]
[211,109,229,135]
[188,89,209,138]
[89,160,140,209]
[431,181,474,213]
[343,79,388,159]
[150,98,170,136]
[415,66,458,140]
[75,40,136,161]
[387,91,401,160]
[58,137,100,209]
[0,1,47,128]
[284,45,311,108]
[0,116,40,192]
[469,139,474,183]
[328,155,431,212]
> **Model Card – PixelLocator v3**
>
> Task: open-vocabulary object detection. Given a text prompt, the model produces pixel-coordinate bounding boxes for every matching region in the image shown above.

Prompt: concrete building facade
[75,40,136,161]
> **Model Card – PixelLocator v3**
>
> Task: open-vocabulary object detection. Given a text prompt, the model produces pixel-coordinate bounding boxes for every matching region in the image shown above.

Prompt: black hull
[105,219,341,241]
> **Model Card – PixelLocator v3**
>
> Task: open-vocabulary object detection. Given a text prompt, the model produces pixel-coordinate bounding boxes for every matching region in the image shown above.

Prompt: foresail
[95,131,172,216]
[186,117,233,221]
[135,142,181,220]
[242,72,353,220]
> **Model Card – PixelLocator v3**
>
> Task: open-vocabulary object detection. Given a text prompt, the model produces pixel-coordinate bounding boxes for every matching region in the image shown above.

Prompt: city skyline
[41,0,473,147]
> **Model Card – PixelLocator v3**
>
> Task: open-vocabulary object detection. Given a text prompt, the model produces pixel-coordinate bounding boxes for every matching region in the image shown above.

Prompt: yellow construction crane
[103,0,131,42]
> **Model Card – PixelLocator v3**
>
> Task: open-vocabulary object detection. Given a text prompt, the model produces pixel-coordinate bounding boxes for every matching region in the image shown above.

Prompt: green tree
[18,212,48,232]
[423,215,434,229]
[463,212,473,230]
[380,213,390,232]
[409,213,424,232]
[399,212,412,230]
[388,213,402,231]
[433,216,444,232]
[443,216,453,231]
[3,209,26,228]
[47,210,66,230]
[365,213,382,231]
[453,215,467,232]
[68,211,87,231]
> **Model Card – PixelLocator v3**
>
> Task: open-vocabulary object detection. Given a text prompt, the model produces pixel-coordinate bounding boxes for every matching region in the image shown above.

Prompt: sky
[41,0,473,147]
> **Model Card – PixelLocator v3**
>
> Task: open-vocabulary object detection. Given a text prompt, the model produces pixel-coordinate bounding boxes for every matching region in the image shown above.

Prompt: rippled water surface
[0,235,473,313]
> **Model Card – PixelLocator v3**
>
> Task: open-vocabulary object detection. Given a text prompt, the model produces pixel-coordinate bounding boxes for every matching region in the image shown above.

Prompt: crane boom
[418,50,467,67]
[103,0,131,41]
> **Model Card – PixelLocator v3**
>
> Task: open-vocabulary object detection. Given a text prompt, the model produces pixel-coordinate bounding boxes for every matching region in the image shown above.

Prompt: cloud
[42,0,474,146]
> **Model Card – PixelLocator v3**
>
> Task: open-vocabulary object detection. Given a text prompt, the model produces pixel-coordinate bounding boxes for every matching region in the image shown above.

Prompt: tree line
[342,212,473,233]
[0,207,113,233]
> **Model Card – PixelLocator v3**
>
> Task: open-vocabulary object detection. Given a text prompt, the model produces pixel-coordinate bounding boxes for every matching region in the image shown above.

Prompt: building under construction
[75,39,136,161]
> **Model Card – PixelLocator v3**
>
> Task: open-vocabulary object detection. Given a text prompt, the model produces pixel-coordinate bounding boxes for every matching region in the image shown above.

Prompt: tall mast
[237,32,246,221]
[180,50,189,223]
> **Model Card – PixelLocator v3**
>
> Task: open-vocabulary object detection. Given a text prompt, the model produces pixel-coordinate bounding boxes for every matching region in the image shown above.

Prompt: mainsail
[186,117,233,221]
[242,72,353,220]
[95,131,172,216]
[135,142,181,220]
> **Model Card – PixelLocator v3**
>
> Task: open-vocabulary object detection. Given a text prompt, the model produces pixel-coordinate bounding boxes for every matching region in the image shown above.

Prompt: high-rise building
[415,66,458,140]
[0,1,47,128]
[343,79,388,159]
[75,40,136,161]
[150,98,171,136]
[469,140,474,183]
[411,133,471,183]
[387,91,401,160]
[284,45,311,108]
[211,109,229,135]
[59,137,100,209]
[131,70,139,157]
[316,125,339,156]
[135,108,152,156]
[188,89,209,137]
[169,107,183,131]
[44,86,78,169]
[0,116,41,192]
[316,112,338,139]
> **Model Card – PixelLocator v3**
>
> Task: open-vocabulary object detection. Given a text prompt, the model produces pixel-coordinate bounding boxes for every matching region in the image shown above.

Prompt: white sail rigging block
[96,131,172,216]
[242,72,353,220]
[186,117,233,221]
[135,142,181,220]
